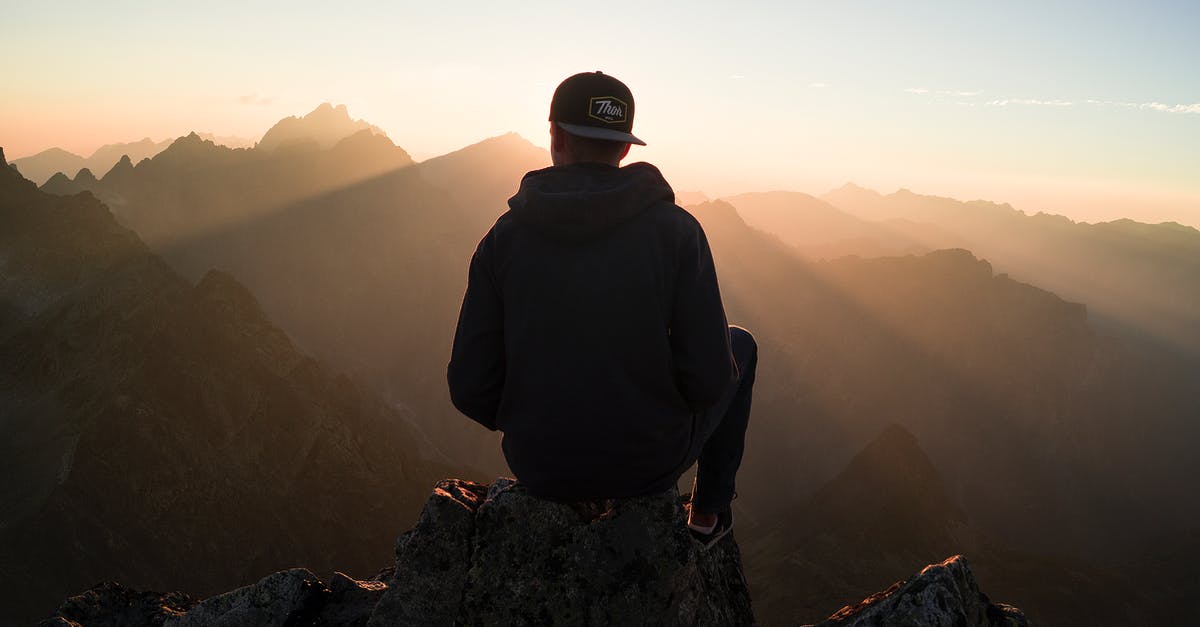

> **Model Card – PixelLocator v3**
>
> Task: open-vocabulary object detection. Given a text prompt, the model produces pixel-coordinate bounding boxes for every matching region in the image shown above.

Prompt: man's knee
[728,325,758,368]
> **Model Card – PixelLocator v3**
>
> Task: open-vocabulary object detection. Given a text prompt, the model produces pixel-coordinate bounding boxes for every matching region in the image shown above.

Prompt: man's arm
[448,232,505,430]
[670,218,736,411]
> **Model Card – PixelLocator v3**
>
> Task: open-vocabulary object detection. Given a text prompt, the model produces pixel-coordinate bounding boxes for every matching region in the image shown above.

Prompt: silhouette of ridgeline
[42,477,1026,627]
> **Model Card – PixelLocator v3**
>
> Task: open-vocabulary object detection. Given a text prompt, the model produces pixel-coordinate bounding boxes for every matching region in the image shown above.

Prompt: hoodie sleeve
[448,231,505,430]
[670,219,736,411]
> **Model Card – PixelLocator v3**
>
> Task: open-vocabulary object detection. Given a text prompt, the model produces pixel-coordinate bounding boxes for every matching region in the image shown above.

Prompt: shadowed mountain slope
[0,151,453,623]
[748,424,1158,626]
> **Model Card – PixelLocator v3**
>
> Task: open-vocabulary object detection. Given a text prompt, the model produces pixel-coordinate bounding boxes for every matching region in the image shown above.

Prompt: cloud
[1087,99,1200,114]
[729,74,746,80]
[238,94,274,106]
[808,82,828,88]
[986,98,1073,107]
[904,87,929,94]
[1144,102,1200,113]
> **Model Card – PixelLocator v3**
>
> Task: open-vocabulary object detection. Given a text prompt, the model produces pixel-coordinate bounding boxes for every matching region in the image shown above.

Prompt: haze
[3,0,1198,227]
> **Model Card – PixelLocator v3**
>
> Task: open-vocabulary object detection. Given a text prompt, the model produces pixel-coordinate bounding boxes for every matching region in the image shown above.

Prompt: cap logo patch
[588,96,628,123]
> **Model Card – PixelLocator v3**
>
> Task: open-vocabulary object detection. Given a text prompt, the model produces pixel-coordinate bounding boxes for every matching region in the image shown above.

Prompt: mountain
[256,103,387,152]
[819,184,1200,355]
[719,190,966,259]
[8,146,85,185]
[10,139,172,185]
[688,199,1199,562]
[416,131,549,220]
[0,150,454,623]
[49,126,550,479]
[30,113,1200,623]
[746,424,1155,626]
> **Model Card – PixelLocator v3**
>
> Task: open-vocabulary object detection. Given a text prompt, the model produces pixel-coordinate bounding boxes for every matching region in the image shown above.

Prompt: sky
[2,1,1198,226]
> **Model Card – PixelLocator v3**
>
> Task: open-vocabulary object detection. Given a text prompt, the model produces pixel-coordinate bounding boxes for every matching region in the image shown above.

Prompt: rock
[41,581,194,626]
[317,572,388,627]
[369,477,754,626]
[41,479,1028,626]
[811,555,1028,627]
[163,569,326,627]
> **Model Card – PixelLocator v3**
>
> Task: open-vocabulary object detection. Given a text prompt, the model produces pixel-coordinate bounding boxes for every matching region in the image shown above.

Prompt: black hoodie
[448,161,735,500]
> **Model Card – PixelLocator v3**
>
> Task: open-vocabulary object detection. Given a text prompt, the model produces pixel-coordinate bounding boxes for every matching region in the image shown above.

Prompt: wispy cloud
[729,74,746,80]
[808,82,828,88]
[905,88,1199,116]
[1087,99,1200,114]
[986,98,1074,107]
[238,94,274,106]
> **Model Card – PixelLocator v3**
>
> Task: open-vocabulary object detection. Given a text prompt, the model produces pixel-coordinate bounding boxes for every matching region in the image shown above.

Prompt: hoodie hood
[507,161,675,240]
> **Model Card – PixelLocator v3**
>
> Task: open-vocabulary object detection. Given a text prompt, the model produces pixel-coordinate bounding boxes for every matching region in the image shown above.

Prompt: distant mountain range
[7,133,253,186]
[0,147,458,623]
[725,185,1200,355]
[10,104,1200,624]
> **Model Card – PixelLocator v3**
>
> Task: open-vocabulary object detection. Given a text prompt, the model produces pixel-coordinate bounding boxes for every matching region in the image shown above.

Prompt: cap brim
[557,122,646,146]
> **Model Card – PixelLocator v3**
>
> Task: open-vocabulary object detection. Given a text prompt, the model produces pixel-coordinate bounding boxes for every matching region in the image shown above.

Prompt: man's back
[448,161,734,500]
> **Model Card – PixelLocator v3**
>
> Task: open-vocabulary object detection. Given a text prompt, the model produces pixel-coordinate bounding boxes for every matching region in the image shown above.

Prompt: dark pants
[688,325,757,514]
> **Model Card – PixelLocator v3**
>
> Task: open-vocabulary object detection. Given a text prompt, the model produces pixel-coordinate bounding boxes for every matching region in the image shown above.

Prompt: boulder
[368,477,753,625]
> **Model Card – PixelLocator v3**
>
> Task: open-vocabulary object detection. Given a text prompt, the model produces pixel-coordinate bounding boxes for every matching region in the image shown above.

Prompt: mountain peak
[833,182,882,196]
[257,103,387,152]
[811,422,967,535]
[74,168,97,184]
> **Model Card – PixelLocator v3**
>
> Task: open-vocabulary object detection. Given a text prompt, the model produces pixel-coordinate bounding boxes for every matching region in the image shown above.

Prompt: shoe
[686,504,734,548]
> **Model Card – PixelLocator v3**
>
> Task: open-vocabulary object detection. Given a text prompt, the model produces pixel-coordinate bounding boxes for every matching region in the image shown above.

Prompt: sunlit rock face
[810,556,1028,627]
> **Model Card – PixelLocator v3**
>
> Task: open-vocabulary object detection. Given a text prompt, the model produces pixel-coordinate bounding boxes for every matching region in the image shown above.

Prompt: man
[448,71,756,543]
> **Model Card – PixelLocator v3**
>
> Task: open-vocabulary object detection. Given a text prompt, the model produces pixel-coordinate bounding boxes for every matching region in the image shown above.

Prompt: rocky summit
[812,556,1028,627]
[41,477,1029,627]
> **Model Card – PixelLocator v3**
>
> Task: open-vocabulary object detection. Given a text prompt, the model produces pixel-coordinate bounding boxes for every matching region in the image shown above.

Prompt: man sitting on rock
[448,71,756,544]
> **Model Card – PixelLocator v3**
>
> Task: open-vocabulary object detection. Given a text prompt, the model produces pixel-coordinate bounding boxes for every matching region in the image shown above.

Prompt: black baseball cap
[549,71,646,146]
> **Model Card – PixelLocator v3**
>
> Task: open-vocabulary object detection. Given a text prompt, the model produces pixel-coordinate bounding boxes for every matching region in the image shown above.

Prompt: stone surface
[39,581,193,627]
[367,477,754,626]
[811,555,1028,627]
[163,569,326,627]
[40,479,1029,627]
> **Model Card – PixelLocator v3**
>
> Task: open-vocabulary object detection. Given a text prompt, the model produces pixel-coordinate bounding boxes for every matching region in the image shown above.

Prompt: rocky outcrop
[44,477,755,626]
[812,556,1027,627]
[43,478,1032,627]
[371,477,753,626]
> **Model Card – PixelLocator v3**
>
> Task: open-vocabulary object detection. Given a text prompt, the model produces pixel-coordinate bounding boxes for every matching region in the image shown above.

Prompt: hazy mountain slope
[7,147,85,186]
[719,191,937,258]
[257,103,387,152]
[53,127,551,476]
[821,184,1200,355]
[417,132,550,221]
[9,138,174,186]
[0,152,452,623]
[689,200,1197,561]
